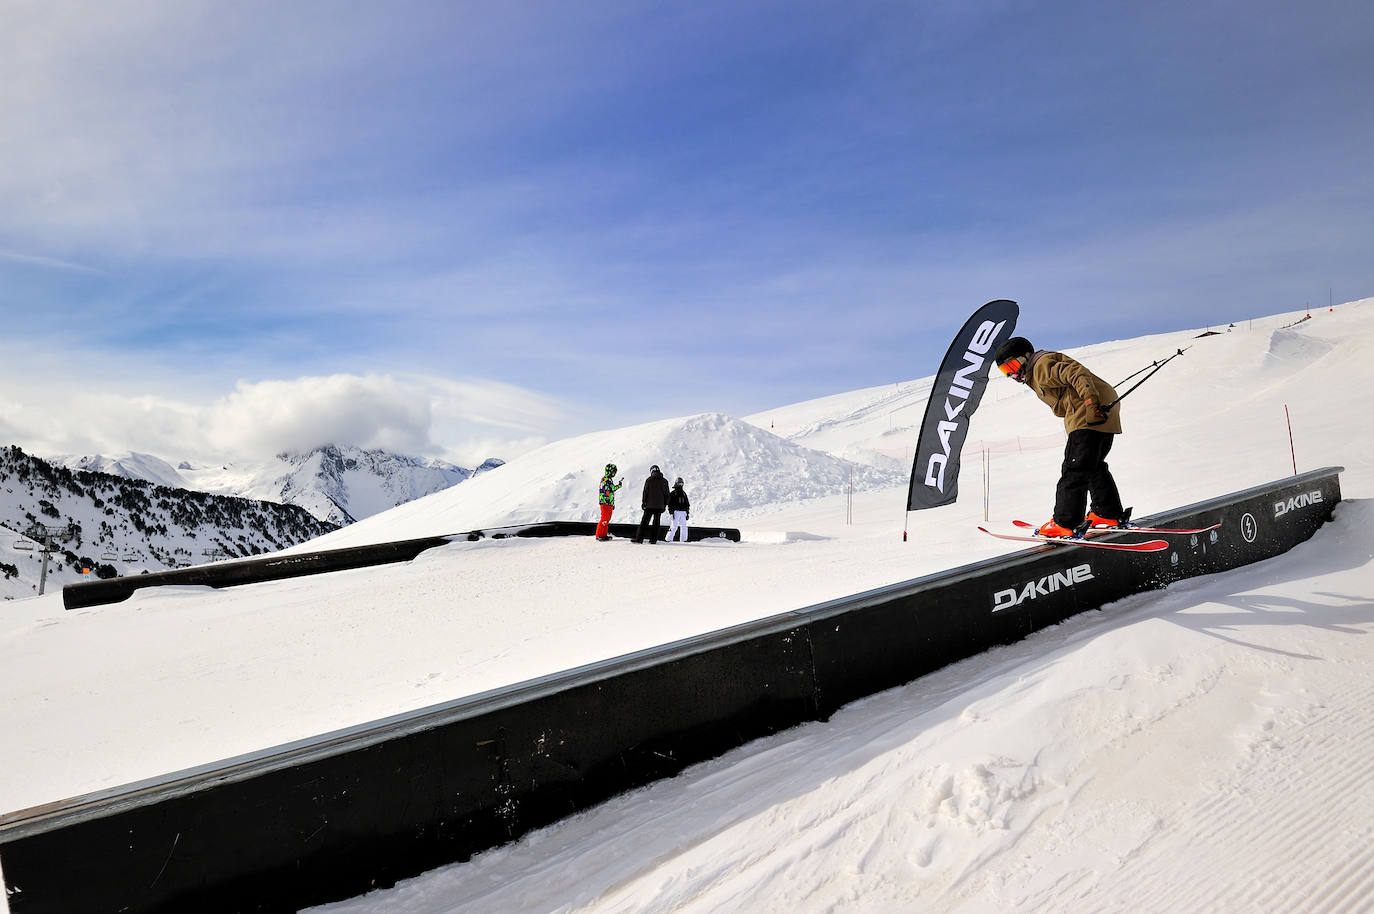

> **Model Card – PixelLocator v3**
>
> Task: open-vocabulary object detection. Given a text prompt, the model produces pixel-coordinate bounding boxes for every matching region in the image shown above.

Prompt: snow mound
[1260,327,1336,375]
[656,413,902,512]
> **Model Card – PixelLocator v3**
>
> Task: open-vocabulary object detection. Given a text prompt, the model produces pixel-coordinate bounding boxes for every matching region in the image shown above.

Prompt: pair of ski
[978,519,1221,552]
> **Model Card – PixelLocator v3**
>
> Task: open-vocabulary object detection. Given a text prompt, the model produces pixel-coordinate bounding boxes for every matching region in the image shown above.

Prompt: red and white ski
[1011,520,1221,536]
[978,526,1170,552]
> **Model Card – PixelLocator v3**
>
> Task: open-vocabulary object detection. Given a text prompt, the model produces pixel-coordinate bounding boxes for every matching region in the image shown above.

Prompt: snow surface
[3,302,1373,913]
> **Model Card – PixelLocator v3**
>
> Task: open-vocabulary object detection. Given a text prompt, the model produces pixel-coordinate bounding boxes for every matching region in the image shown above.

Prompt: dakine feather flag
[906,299,1019,512]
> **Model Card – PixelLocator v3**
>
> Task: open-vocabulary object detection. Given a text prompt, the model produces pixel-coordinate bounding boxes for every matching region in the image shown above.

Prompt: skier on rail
[992,336,1131,537]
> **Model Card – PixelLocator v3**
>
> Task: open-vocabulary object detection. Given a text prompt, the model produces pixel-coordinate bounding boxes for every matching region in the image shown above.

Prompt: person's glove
[1085,398,1109,425]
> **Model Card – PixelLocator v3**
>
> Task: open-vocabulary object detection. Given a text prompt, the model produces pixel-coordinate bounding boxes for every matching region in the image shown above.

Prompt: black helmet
[604,463,617,475]
[675,477,684,486]
[650,465,660,473]
[994,336,1032,365]
[993,337,1033,381]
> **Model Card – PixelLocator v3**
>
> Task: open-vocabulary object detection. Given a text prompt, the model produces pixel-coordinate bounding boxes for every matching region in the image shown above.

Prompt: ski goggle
[998,357,1025,379]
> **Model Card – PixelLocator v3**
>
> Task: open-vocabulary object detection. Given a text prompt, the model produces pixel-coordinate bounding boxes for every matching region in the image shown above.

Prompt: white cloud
[0,386,203,461]
[0,356,585,469]
[204,375,434,458]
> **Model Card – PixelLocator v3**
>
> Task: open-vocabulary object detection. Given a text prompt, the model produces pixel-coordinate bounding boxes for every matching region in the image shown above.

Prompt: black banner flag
[906,299,1019,512]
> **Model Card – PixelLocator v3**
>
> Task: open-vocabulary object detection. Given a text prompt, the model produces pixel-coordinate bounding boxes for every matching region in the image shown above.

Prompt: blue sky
[1,0,1371,465]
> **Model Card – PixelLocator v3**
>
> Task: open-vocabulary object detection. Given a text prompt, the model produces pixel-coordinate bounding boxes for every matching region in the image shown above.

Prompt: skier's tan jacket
[1025,351,1123,436]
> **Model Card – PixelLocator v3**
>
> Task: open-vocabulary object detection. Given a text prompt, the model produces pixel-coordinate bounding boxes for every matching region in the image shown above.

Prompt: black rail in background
[62,521,742,610]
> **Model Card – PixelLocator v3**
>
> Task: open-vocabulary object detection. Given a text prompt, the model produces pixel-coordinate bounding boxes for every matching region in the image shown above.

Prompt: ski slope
[3,302,1372,914]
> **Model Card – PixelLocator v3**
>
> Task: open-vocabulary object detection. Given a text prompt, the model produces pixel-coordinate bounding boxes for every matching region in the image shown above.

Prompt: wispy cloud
[0,247,107,275]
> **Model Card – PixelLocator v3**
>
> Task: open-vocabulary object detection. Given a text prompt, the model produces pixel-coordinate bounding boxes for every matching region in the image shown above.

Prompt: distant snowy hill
[52,445,505,526]
[55,451,190,490]
[0,446,336,600]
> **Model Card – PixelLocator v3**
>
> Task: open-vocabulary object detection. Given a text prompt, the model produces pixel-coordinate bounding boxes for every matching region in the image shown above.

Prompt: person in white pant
[664,477,691,543]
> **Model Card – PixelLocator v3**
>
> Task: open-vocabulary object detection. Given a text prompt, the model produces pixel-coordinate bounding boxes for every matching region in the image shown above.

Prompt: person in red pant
[595,463,623,541]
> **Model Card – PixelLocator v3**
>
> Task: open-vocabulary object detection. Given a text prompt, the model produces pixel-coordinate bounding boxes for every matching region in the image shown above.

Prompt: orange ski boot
[1035,519,1076,538]
[1084,507,1133,529]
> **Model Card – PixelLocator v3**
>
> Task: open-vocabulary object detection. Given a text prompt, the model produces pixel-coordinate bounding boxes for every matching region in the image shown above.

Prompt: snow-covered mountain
[0,446,337,600]
[51,445,505,527]
[55,451,190,490]
[177,445,500,527]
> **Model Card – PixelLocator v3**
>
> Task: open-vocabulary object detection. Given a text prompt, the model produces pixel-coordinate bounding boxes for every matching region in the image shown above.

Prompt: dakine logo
[993,563,1095,612]
[923,318,1007,493]
[1274,490,1323,518]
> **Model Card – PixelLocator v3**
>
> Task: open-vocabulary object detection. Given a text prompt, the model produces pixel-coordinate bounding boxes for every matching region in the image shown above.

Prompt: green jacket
[1026,351,1123,435]
[598,475,622,506]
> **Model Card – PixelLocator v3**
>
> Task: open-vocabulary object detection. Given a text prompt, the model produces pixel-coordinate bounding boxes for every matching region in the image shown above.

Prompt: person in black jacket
[665,477,691,543]
[634,465,671,544]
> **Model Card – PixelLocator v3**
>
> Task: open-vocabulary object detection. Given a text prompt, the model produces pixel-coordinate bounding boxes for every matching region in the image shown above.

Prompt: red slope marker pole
[1285,404,1297,475]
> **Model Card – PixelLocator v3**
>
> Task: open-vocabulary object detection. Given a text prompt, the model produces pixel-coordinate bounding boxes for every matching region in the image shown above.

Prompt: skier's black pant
[1054,429,1124,527]
[635,510,664,543]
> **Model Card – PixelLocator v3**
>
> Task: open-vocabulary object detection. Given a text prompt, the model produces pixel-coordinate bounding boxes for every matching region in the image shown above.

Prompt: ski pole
[1103,347,1188,413]
[1112,346,1190,388]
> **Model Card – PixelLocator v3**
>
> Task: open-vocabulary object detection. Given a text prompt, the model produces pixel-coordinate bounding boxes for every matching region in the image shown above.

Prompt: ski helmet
[994,337,1033,381]
[605,463,617,475]
[994,336,1032,365]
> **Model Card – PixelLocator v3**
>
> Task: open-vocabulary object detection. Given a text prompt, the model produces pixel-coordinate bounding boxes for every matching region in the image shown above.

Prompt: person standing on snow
[664,477,691,543]
[633,465,671,544]
[595,463,623,541]
[993,336,1130,538]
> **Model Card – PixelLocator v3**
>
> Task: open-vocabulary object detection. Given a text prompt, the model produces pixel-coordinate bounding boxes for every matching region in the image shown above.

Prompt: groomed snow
[3,302,1372,914]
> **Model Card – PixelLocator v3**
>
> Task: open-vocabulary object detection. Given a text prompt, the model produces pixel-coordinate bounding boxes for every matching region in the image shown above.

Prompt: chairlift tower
[24,522,78,596]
